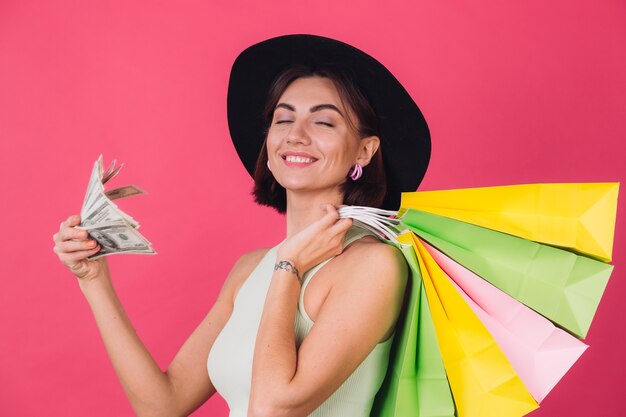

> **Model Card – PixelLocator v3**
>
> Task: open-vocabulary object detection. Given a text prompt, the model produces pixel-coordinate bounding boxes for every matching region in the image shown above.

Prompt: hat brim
[227,34,430,210]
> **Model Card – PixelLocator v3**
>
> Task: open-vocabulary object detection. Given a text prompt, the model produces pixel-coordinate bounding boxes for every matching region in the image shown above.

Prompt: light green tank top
[207,226,394,417]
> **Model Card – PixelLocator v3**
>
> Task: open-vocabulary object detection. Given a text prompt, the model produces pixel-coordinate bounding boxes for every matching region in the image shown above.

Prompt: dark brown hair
[252,64,386,213]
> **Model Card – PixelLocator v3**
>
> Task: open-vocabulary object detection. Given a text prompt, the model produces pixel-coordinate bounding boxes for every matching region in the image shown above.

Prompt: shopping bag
[398,209,613,338]
[422,241,588,403]
[399,183,619,262]
[337,180,619,416]
[372,243,455,417]
[401,232,539,417]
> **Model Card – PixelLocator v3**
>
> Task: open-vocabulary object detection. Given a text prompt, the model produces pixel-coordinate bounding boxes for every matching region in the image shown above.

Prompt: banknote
[78,155,155,259]
[102,159,124,184]
[105,185,145,201]
[77,221,154,260]
[81,157,103,214]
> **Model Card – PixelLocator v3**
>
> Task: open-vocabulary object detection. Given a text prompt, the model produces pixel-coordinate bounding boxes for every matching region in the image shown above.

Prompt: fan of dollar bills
[77,155,156,260]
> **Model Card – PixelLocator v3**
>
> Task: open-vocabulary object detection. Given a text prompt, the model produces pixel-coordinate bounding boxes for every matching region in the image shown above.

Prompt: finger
[61,246,101,265]
[66,246,101,262]
[57,239,99,253]
[59,226,89,241]
[319,203,339,215]
[318,204,340,225]
[329,217,353,234]
[61,215,82,228]
[305,206,339,233]
[324,204,339,215]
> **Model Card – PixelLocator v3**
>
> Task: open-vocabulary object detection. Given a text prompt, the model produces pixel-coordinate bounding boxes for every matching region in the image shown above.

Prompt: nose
[286,120,310,145]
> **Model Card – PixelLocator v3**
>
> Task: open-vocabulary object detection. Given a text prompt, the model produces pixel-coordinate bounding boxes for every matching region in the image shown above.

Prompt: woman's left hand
[276,204,353,275]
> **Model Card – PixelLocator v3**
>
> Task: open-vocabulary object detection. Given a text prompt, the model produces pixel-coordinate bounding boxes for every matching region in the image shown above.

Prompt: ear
[355,136,380,167]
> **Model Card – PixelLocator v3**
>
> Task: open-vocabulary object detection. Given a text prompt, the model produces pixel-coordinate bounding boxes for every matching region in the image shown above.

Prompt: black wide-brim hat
[227,34,431,210]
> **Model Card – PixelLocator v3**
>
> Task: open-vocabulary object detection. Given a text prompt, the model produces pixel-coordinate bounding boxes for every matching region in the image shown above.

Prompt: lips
[285,155,315,163]
[280,151,318,166]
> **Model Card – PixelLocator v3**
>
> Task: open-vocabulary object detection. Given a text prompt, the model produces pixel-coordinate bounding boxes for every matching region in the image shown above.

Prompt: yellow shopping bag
[399,183,619,262]
[398,231,539,417]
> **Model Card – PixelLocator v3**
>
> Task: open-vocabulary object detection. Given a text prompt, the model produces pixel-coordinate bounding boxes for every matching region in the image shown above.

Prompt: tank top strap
[297,226,378,324]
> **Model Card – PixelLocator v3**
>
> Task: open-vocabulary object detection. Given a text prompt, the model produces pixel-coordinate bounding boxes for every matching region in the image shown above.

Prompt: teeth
[285,156,315,163]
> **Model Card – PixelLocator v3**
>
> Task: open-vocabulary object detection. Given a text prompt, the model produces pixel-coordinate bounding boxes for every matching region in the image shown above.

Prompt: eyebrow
[275,102,345,118]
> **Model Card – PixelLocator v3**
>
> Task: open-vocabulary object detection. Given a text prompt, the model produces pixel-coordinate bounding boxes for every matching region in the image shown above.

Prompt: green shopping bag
[371,243,455,417]
[398,209,614,338]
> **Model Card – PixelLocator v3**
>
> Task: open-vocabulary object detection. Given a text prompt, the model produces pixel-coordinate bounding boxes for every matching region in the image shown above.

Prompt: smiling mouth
[283,155,316,163]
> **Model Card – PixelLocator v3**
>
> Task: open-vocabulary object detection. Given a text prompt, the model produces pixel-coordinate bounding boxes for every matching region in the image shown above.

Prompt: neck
[285,189,344,237]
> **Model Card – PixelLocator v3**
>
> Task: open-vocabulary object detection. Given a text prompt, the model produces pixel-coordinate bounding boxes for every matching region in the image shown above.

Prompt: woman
[52,34,431,417]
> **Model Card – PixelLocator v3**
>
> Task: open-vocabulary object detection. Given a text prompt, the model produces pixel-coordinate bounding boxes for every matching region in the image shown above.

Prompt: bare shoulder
[232,247,270,275]
[340,236,408,282]
[220,247,270,303]
[318,235,409,342]
[331,235,408,302]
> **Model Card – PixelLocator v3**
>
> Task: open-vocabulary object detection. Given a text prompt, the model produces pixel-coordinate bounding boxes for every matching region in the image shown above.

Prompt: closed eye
[274,120,333,127]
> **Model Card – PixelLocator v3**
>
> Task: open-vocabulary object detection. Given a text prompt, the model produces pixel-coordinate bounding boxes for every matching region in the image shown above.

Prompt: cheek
[265,133,281,155]
[319,138,358,163]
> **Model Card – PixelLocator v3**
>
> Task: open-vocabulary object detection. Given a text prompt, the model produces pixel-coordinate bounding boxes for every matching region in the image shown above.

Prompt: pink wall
[1,0,625,415]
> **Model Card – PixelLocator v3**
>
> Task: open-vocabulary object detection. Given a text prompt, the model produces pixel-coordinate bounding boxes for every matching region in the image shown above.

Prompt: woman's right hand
[53,214,108,282]
[276,204,353,276]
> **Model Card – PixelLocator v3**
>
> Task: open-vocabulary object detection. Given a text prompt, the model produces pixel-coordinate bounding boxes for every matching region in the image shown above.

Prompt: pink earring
[349,163,363,181]
[267,160,271,171]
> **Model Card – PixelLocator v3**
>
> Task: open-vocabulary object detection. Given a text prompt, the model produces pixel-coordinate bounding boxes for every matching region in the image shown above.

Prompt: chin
[275,171,346,192]
[278,179,344,197]
[276,178,314,191]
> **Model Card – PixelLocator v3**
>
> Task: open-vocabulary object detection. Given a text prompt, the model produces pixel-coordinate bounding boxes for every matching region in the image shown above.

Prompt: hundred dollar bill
[105,185,145,201]
[81,195,139,228]
[81,156,104,214]
[102,160,124,184]
[78,155,155,258]
[77,221,154,260]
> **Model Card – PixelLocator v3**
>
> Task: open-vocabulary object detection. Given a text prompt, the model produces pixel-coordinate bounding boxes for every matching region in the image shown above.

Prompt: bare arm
[53,214,266,417]
[248,207,408,417]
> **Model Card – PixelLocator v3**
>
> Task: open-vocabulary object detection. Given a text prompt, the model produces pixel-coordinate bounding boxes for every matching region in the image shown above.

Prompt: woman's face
[265,76,378,196]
